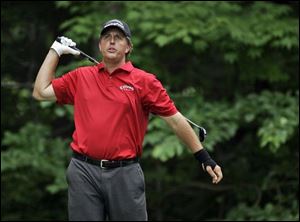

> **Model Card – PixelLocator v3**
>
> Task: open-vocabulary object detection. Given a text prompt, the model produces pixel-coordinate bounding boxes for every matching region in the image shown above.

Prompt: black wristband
[194,149,217,171]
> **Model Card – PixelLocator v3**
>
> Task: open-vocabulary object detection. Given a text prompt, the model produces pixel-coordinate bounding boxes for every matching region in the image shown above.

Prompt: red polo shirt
[52,61,177,160]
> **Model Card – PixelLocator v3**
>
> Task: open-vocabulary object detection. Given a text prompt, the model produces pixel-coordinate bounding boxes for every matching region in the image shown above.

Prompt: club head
[198,127,207,142]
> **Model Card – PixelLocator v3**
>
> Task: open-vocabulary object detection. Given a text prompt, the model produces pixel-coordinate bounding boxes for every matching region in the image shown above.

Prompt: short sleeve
[52,69,78,105]
[142,74,178,116]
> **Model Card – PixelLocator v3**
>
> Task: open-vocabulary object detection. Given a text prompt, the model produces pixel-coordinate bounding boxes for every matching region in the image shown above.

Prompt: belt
[72,151,139,169]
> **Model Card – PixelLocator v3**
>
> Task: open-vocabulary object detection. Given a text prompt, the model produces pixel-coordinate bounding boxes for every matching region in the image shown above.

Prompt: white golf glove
[50,36,80,57]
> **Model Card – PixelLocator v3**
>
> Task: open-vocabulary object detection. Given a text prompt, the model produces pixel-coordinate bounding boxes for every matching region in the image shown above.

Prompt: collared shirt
[52,61,177,160]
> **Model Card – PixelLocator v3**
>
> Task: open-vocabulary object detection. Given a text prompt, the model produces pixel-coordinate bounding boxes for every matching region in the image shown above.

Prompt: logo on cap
[104,20,125,30]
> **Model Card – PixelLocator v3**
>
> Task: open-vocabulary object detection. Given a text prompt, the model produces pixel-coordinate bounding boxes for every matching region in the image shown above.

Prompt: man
[32,19,223,221]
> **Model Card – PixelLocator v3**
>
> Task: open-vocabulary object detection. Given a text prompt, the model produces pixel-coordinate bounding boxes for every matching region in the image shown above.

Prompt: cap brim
[101,25,127,36]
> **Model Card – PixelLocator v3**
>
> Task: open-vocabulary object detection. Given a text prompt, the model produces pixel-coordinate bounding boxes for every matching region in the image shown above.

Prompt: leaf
[55,107,66,117]
[155,35,170,47]
[183,35,192,44]
[224,52,238,64]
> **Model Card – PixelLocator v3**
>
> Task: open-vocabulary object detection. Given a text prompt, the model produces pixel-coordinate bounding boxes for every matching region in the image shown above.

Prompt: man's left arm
[160,111,223,184]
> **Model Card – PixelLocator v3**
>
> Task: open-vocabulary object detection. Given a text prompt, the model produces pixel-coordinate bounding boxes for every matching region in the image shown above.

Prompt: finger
[201,163,205,171]
[70,41,76,47]
[213,165,223,184]
[206,166,218,183]
[69,48,80,56]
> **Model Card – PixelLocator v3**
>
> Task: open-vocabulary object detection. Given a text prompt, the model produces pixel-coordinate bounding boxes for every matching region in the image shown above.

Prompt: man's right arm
[32,49,59,101]
[32,36,80,101]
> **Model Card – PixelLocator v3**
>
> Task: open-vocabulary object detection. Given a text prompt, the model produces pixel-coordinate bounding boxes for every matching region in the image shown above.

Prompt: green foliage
[1,122,70,220]
[125,1,298,90]
[236,91,299,153]
[145,90,299,160]
[127,2,298,52]
[56,1,127,46]
[1,122,70,193]
[226,201,299,221]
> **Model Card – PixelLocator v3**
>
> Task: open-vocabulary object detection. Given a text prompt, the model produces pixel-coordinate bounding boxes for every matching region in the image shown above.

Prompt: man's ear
[126,44,133,54]
[98,42,102,52]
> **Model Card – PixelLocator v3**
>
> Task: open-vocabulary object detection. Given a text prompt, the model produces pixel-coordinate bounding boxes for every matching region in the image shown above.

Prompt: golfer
[32,19,223,221]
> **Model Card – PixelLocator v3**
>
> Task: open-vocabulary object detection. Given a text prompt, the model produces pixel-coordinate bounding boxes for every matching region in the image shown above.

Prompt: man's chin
[105,53,118,59]
[104,56,123,63]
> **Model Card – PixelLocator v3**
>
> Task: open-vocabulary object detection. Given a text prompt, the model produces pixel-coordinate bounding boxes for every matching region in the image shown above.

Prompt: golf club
[57,37,99,64]
[56,36,207,141]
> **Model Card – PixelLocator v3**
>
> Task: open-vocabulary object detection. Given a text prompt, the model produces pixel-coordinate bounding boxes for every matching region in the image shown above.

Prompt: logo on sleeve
[119,84,134,91]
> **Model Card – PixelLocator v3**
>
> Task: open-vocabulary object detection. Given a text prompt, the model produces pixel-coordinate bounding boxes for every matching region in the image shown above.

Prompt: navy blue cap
[100,19,131,38]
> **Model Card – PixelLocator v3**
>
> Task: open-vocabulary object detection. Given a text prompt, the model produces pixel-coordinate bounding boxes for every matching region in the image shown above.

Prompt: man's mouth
[107,48,117,53]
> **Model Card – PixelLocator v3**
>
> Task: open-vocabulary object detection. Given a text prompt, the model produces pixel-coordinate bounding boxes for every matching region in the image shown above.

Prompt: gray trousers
[66,158,148,221]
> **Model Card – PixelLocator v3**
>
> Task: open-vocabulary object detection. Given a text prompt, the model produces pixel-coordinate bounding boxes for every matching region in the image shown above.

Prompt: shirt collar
[97,61,134,74]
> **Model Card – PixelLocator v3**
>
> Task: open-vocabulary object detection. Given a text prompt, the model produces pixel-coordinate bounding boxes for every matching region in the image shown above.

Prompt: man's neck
[103,58,126,74]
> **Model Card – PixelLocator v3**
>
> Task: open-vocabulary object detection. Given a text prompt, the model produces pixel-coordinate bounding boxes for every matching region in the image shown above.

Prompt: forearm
[32,49,59,99]
[161,112,203,153]
[161,112,223,183]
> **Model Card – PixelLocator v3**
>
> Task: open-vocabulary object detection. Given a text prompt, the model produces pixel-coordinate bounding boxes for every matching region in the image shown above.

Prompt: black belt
[72,151,139,169]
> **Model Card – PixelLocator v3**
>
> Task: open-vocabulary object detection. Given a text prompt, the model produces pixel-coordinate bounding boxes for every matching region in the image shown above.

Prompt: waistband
[72,151,139,169]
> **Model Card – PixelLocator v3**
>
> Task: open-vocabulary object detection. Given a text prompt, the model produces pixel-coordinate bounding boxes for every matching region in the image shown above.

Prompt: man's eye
[102,34,124,41]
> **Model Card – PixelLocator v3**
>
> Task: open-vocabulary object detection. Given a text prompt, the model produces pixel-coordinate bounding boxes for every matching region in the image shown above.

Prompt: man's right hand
[50,36,80,57]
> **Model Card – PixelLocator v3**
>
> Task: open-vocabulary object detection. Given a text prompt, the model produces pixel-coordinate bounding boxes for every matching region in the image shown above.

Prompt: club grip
[56,37,77,50]
[56,36,62,42]
[56,36,64,44]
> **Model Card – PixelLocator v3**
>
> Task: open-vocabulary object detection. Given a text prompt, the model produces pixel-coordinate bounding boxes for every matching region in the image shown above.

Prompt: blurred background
[1,1,299,221]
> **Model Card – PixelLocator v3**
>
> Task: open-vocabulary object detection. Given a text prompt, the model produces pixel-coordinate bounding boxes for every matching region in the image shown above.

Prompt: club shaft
[185,117,201,129]
[72,46,99,64]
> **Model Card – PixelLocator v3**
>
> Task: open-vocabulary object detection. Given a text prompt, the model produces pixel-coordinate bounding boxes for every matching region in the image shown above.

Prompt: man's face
[99,27,131,62]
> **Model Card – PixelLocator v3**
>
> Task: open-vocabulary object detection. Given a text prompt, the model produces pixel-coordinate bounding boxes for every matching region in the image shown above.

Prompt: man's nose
[110,36,115,44]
